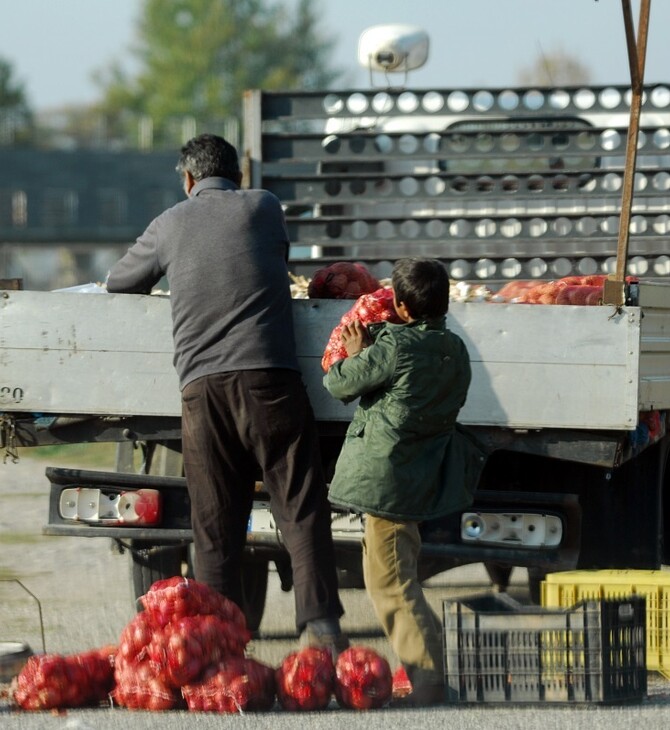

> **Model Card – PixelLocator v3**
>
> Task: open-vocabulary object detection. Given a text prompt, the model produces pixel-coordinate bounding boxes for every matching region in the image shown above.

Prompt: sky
[0,0,668,111]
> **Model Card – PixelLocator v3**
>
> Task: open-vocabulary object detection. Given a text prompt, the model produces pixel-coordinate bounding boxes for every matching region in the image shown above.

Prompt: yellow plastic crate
[542,569,670,676]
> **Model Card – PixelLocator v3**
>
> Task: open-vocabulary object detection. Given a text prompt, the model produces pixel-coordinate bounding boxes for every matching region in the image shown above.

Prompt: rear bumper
[43,467,581,574]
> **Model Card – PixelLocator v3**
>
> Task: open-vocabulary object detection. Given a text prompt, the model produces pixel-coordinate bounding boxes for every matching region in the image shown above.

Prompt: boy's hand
[341,320,370,357]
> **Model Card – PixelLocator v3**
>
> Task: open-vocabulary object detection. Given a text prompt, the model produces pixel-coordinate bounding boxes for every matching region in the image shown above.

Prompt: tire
[129,540,185,603]
[187,544,269,633]
[484,562,513,591]
[485,563,546,603]
[336,567,365,589]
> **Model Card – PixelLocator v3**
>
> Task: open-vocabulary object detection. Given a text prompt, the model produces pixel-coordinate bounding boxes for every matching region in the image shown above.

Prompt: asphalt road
[2,455,670,729]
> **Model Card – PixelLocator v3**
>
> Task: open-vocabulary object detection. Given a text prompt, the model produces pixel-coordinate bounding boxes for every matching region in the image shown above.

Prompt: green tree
[0,57,33,144]
[95,0,339,146]
[517,47,591,87]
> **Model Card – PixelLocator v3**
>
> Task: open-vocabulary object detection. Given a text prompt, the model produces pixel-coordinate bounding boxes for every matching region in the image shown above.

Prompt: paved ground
[2,453,670,729]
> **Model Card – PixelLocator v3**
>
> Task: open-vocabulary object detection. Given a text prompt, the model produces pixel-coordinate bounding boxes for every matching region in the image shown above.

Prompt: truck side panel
[4,287,670,430]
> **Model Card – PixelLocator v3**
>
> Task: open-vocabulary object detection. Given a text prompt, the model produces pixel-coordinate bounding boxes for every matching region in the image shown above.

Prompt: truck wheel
[130,545,268,631]
[337,567,365,589]
[129,540,185,601]
[484,562,513,592]
[187,545,268,633]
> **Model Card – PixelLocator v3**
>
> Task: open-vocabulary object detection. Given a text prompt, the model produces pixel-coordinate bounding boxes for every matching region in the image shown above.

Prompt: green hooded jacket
[324,318,486,521]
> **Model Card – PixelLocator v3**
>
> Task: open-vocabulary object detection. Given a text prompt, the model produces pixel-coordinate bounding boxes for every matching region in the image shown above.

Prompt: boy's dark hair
[176,133,240,183]
[391,258,450,319]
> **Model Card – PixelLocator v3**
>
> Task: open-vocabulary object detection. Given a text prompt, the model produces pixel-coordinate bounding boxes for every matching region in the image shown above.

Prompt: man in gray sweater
[107,133,346,653]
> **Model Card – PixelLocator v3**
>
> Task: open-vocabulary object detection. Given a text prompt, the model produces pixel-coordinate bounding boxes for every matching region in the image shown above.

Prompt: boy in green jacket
[324,257,480,706]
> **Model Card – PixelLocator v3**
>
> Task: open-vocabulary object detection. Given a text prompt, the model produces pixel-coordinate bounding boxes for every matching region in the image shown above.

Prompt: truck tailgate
[2,286,670,429]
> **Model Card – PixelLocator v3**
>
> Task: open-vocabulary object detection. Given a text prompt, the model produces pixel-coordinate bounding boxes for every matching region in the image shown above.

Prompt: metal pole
[242,89,263,190]
[603,0,651,306]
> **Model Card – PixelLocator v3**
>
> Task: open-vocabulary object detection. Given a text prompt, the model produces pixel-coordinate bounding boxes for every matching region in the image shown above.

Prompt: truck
[3,18,670,630]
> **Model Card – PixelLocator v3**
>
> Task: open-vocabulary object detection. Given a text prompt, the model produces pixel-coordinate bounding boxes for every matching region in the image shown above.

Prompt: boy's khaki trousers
[363,515,444,689]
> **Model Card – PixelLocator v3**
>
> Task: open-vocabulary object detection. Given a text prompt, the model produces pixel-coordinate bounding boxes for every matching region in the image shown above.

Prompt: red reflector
[118,490,162,525]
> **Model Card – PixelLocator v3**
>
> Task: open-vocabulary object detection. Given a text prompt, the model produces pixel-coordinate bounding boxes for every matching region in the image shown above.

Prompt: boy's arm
[324,333,395,403]
[340,320,370,357]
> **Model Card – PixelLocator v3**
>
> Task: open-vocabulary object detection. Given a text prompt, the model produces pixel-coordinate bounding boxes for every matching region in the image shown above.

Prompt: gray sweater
[106,177,299,389]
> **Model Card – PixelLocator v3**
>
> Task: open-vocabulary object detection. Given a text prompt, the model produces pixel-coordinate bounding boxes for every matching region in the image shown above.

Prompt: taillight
[58,487,162,526]
[460,511,562,548]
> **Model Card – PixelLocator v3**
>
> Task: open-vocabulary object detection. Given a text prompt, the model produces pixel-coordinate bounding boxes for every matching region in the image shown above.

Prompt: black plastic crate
[443,593,647,703]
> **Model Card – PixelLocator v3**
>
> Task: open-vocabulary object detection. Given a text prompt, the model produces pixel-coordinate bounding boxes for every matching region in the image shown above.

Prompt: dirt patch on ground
[0,455,134,656]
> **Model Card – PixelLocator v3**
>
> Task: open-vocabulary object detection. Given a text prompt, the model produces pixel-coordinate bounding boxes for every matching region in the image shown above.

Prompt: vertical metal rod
[604,0,652,305]
[242,89,263,190]
[1,579,46,653]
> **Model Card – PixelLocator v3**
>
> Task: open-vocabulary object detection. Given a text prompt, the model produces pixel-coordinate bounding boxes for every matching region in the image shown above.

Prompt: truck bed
[1,284,670,431]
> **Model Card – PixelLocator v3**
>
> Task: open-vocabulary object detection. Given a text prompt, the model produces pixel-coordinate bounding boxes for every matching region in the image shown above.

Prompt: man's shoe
[299,624,350,660]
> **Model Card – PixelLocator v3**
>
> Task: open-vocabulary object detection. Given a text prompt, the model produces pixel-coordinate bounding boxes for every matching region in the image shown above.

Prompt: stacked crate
[443,592,647,703]
[542,569,670,677]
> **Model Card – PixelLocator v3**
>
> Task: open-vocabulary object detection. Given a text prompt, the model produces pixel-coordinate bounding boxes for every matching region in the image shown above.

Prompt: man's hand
[340,320,370,357]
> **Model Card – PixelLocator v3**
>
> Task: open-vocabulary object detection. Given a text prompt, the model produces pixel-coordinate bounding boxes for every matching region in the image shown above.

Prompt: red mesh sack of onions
[321,287,402,372]
[242,657,277,711]
[308,262,380,299]
[554,284,603,306]
[112,577,250,710]
[334,646,392,710]
[116,611,153,666]
[112,654,183,711]
[13,645,116,711]
[513,274,641,306]
[182,656,276,713]
[493,280,539,302]
[182,661,249,713]
[147,614,249,688]
[140,576,247,630]
[275,647,335,711]
[516,280,566,305]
